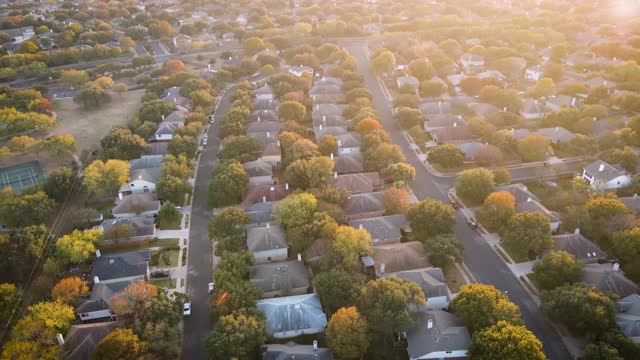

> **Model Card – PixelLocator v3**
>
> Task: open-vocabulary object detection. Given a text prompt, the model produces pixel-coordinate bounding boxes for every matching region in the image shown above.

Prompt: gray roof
[147,142,169,155]
[310,93,341,104]
[250,260,309,294]
[129,155,164,170]
[0,26,33,39]
[164,110,188,123]
[495,184,541,204]
[257,293,327,338]
[333,153,364,174]
[468,102,499,117]
[536,127,575,143]
[314,125,348,141]
[552,233,607,263]
[515,198,561,224]
[619,194,640,211]
[584,160,627,182]
[344,192,385,216]
[261,342,333,360]
[155,121,183,136]
[314,76,343,87]
[616,294,640,343]
[246,201,277,223]
[583,263,640,298]
[247,224,288,253]
[309,84,341,96]
[397,75,420,88]
[336,132,361,148]
[521,98,547,115]
[327,172,381,194]
[130,167,162,184]
[64,321,124,360]
[349,214,408,243]
[429,125,473,143]
[254,84,274,95]
[311,104,347,118]
[247,120,283,134]
[383,267,450,300]
[251,109,279,122]
[313,114,348,128]
[243,160,274,177]
[101,217,156,239]
[112,193,160,215]
[425,114,467,129]
[77,279,132,313]
[89,250,150,284]
[253,99,280,111]
[406,310,471,359]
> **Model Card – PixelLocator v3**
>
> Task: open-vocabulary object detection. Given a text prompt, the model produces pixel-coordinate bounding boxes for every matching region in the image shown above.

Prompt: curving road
[343,40,572,360]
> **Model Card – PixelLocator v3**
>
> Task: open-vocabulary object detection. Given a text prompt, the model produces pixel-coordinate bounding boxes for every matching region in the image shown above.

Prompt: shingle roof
[429,125,473,143]
[425,114,466,129]
[112,193,161,216]
[154,121,183,136]
[63,321,124,360]
[333,153,364,174]
[616,294,640,343]
[336,132,361,149]
[130,167,162,183]
[584,160,627,182]
[406,310,470,359]
[246,201,277,223]
[247,224,288,253]
[89,250,150,284]
[348,214,407,244]
[552,233,607,263]
[619,194,640,211]
[242,185,289,208]
[583,263,640,298]
[261,342,333,360]
[383,267,450,299]
[77,279,133,313]
[257,293,327,338]
[536,127,575,143]
[344,192,385,216]
[327,172,381,194]
[100,217,156,239]
[247,120,282,134]
[129,155,164,170]
[250,109,279,122]
[369,241,430,274]
[242,160,274,177]
[250,260,309,294]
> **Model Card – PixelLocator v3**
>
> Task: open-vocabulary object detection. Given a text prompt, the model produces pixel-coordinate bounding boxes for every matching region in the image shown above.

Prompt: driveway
[181,85,235,360]
[344,40,571,360]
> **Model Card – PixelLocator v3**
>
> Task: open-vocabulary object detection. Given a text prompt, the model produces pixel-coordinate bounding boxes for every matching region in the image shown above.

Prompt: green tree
[423,234,464,268]
[168,135,199,159]
[208,160,249,208]
[209,208,249,255]
[285,156,334,190]
[43,134,76,158]
[395,107,425,129]
[381,162,416,183]
[518,134,551,162]
[500,212,552,260]
[455,168,495,205]
[243,36,265,54]
[18,224,49,258]
[333,225,372,269]
[531,251,584,290]
[479,191,516,230]
[326,307,370,360]
[527,78,556,98]
[0,282,17,323]
[60,69,89,87]
[273,192,318,228]
[218,135,262,163]
[279,100,307,122]
[110,281,159,325]
[83,159,130,196]
[101,128,147,160]
[55,229,103,264]
[205,311,267,360]
[612,228,640,280]
[428,144,465,169]
[313,269,364,316]
[372,50,396,75]
[408,59,435,81]
[451,284,522,331]
[407,199,455,239]
[542,283,615,336]
[583,342,623,360]
[585,198,629,241]
[44,167,75,202]
[94,328,147,360]
[364,143,405,172]
[468,321,546,360]
[73,83,111,109]
[157,202,180,229]
[359,277,425,335]
[138,100,175,123]
[0,191,55,228]
[156,175,190,205]
[318,134,337,156]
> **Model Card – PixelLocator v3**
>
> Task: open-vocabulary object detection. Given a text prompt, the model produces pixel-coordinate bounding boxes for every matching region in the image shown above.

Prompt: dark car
[467,217,478,229]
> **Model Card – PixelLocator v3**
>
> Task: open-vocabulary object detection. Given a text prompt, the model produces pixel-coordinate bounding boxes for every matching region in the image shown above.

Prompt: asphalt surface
[344,41,572,360]
[182,85,235,360]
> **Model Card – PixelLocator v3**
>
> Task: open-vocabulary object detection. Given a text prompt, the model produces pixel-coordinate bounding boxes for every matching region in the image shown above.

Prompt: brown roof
[371,241,430,274]
[327,172,381,194]
[241,184,289,208]
[64,321,124,360]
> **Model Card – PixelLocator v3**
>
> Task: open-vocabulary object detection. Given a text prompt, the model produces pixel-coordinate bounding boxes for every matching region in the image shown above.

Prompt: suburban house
[535,127,576,144]
[348,214,409,245]
[154,120,184,141]
[545,95,578,111]
[583,263,639,298]
[112,193,161,219]
[241,184,289,208]
[420,101,452,116]
[309,84,341,96]
[119,167,161,196]
[0,26,35,43]
[424,114,467,131]
[254,84,275,101]
[616,294,640,344]
[336,132,362,155]
[99,217,156,244]
[246,223,288,264]
[496,184,561,232]
[520,98,548,119]
[405,310,471,359]
[460,53,485,72]
[62,321,124,360]
[429,125,474,144]
[148,142,169,156]
[261,342,333,360]
[362,241,430,276]
[344,192,386,220]
[129,155,165,170]
[524,65,544,82]
[619,194,640,212]
[333,152,365,174]
[251,109,279,122]
[250,260,309,298]
[468,102,500,118]
[327,172,381,194]
[76,279,132,322]
[257,293,328,338]
[288,65,314,77]
[243,160,274,177]
[259,140,282,167]
[311,104,348,122]
[582,160,632,190]
[247,121,283,137]
[552,231,608,263]
[397,75,420,90]
[383,267,452,310]
[245,201,277,225]
[455,142,486,161]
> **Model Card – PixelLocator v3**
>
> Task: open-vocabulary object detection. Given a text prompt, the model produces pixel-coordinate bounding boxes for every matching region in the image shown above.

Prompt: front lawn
[150,247,180,267]
[150,278,177,289]
[158,216,181,230]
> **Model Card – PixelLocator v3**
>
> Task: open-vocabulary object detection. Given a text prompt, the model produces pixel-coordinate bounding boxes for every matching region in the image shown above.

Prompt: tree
[531,251,584,290]
[43,134,75,158]
[362,129,390,152]
[372,50,396,75]
[364,143,405,172]
[157,202,180,230]
[205,311,267,359]
[542,283,615,336]
[272,192,317,228]
[383,187,411,215]
[111,281,159,325]
[419,79,447,98]
[287,139,319,163]
[346,88,373,103]
[393,93,421,108]
[479,191,515,230]
[95,328,147,360]
[0,283,17,323]
[73,83,111,109]
[451,284,522,331]
[6,135,39,153]
[468,321,546,360]
[149,20,174,39]
[424,234,464,268]
[83,159,130,196]
[61,70,89,87]
[455,168,495,205]
[583,342,623,360]
[208,160,249,208]
[101,128,147,160]
[518,134,551,162]
[500,212,552,260]
[0,191,55,228]
[493,168,511,185]
[333,225,371,269]
[359,277,425,335]
[428,144,465,169]
[326,307,369,360]
[612,228,640,280]
[395,107,425,129]
[318,134,337,156]
[408,59,436,81]
[585,198,629,241]
[286,156,334,190]
[119,36,135,49]
[279,101,306,122]
[163,60,185,75]
[55,229,103,264]
[407,199,455,239]
[156,175,190,205]
[51,277,88,304]
[168,135,199,159]
[138,100,175,123]
[243,36,265,54]
[313,269,364,316]
[460,76,484,96]
[599,329,640,360]
[354,118,382,135]
[381,163,415,183]
[527,78,556,98]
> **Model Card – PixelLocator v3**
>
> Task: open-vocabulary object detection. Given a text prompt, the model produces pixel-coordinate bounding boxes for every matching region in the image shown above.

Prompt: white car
[202,136,208,146]
[208,282,215,294]
[183,302,191,317]
[209,115,215,124]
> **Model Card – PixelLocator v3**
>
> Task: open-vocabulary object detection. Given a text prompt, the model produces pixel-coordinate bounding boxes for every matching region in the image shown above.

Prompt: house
[327,172,381,194]
[245,201,277,225]
[616,294,640,344]
[336,132,361,155]
[477,70,506,81]
[455,142,486,161]
[254,84,275,101]
[545,95,578,111]
[313,114,348,128]
[99,217,156,244]
[129,155,164,171]
[344,192,386,220]
[119,167,161,195]
[259,140,282,167]
[154,120,184,141]
[243,160,274,177]
[251,109,279,122]
[172,34,192,49]
[405,310,471,359]
[460,53,485,72]
[0,26,35,43]
[222,32,235,42]
[247,223,288,264]
[314,76,343,87]
[251,260,310,298]
[397,75,420,90]
[583,263,640,298]
[362,241,430,276]
[468,102,500,118]
[384,267,452,310]
[257,293,327,338]
[536,127,575,144]
[349,214,409,245]
[520,99,547,120]
[585,76,615,89]
[77,279,133,322]
[429,125,473,144]
[147,142,169,156]
[247,121,282,140]
[525,65,544,82]
[309,84,341,96]
[619,194,640,212]
[552,231,607,263]
[112,193,161,219]
[253,98,279,111]
[62,321,124,360]
[333,152,365,174]
[424,114,467,131]
[162,89,191,110]
[89,250,150,285]
[242,184,289,208]
[261,342,333,360]
[311,104,347,121]
[310,93,341,104]
[582,160,632,190]
[288,65,314,77]
[514,196,561,232]
[314,125,348,141]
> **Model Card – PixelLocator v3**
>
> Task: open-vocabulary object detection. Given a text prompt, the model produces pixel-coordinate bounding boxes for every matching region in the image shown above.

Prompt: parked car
[450,200,460,209]
[202,135,208,146]
[183,301,191,317]
[209,115,215,124]
[208,282,215,294]
[467,217,478,229]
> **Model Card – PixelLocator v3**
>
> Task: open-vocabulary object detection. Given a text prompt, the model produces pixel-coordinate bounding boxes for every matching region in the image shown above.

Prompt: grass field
[53,90,145,156]
[151,248,180,268]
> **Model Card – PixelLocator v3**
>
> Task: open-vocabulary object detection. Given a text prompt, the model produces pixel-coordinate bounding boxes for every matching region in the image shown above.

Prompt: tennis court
[0,160,45,194]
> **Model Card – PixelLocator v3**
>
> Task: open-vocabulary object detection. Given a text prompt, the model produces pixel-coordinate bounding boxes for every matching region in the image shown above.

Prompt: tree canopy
[326,307,370,360]
[531,251,584,290]
[455,168,495,205]
[468,321,546,360]
[408,199,456,239]
[451,283,522,331]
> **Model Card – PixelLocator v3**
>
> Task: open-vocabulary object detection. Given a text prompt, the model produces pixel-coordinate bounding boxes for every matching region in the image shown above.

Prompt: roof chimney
[118,192,123,200]
[266,222,270,228]
[93,276,100,284]
[277,140,281,147]
[297,253,302,261]
[599,163,605,172]
[633,193,638,199]
[267,131,271,138]
[96,249,101,258]
[337,139,342,147]
[527,197,532,202]
[56,333,64,346]
[427,319,433,329]
[319,124,323,130]
[162,114,165,121]
[323,115,326,123]
[285,183,289,191]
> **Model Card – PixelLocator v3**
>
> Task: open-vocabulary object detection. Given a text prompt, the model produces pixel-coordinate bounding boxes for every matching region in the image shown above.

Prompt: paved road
[182,85,235,360]
[344,41,572,360]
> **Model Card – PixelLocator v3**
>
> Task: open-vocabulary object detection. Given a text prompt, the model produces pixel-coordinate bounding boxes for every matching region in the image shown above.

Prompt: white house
[0,26,34,44]
[582,160,632,190]
[460,53,484,72]
[119,168,161,196]
[288,65,314,77]
[154,120,183,141]
[525,65,544,82]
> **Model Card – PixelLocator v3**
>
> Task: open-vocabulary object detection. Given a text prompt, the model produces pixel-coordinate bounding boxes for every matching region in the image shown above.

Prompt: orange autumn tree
[51,277,89,304]
[479,191,516,230]
[110,281,158,325]
[354,118,383,135]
